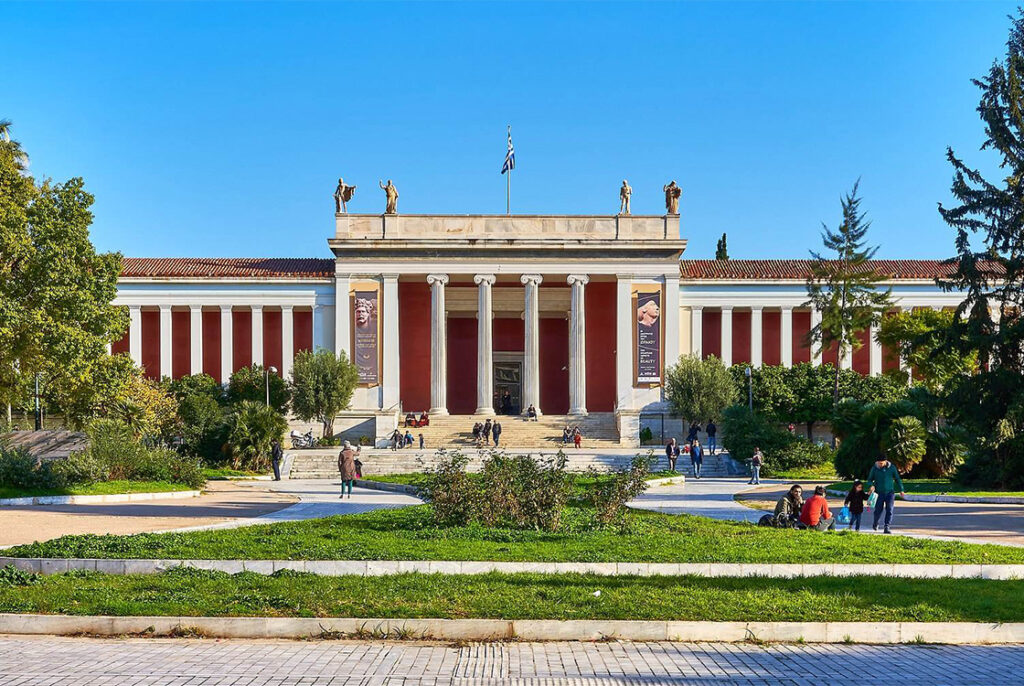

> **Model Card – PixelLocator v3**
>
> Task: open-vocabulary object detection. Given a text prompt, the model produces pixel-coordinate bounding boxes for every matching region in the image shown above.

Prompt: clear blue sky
[5,1,1017,260]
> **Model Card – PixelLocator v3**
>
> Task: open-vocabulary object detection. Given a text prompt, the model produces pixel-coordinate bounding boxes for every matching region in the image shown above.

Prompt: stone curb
[826,489,1024,505]
[3,557,1022,580]
[0,613,1021,643]
[354,479,420,495]
[0,489,201,507]
[645,476,686,487]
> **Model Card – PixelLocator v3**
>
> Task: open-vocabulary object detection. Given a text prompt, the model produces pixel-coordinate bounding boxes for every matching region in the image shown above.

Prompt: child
[844,479,869,532]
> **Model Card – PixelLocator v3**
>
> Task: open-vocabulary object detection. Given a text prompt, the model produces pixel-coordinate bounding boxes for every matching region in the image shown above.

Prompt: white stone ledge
[0,490,200,507]
[0,614,1022,643]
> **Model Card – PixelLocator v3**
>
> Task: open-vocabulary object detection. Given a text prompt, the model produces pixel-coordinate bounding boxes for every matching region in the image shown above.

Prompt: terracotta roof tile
[121,258,334,279]
[679,259,972,280]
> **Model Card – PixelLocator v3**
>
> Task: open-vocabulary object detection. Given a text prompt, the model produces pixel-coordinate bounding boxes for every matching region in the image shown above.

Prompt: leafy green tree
[227,365,291,414]
[787,363,835,439]
[226,401,287,471]
[177,394,228,461]
[805,182,892,408]
[164,374,226,405]
[664,355,738,426]
[715,233,729,260]
[877,309,977,393]
[290,349,359,438]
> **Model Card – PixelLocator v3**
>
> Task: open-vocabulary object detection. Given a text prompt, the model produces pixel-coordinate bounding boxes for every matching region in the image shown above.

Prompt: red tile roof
[121,258,334,279]
[679,259,970,280]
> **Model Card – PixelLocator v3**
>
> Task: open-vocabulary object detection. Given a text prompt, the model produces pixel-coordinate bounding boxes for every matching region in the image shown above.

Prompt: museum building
[112,212,966,446]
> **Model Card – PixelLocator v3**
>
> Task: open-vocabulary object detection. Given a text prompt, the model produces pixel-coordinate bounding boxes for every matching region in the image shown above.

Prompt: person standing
[665,438,679,472]
[867,458,905,534]
[686,422,701,445]
[492,421,502,448]
[748,446,764,485]
[706,420,718,455]
[690,439,704,479]
[483,418,493,446]
[573,426,582,449]
[338,440,361,499]
[270,439,283,481]
[799,485,835,531]
[418,433,425,449]
[844,479,869,532]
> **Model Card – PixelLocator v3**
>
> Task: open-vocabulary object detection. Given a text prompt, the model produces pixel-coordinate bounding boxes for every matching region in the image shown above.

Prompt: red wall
[294,309,313,354]
[882,310,901,373]
[853,328,871,374]
[141,309,160,379]
[231,309,251,374]
[702,310,722,359]
[821,339,839,368]
[494,318,525,352]
[540,317,569,414]
[585,282,616,412]
[762,310,781,366]
[447,317,478,415]
[793,310,811,364]
[262,310,281,374]
[202,310,222,382]
[399,282,431,412]
[112,330,129,356]
[171,310,189,379]
[732,311,751,365]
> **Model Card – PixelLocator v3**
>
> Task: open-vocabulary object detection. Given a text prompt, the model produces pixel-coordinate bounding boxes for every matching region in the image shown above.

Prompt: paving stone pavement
[0,636,1021,685]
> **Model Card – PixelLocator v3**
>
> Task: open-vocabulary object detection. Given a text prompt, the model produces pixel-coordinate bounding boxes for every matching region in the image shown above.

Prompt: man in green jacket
[867,458,906,534]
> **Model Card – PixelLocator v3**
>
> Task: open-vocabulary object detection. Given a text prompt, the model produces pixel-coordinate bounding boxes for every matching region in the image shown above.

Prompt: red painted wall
[447,317,478,415]
[540,317,569,414]
[793,310,811,364]
[171,309,190,379]
[494,318,525,352]
[294,309,313,354]
[585,282,616,412]
[762,311,781,366]
[399,282,431,412]
[230,309,251,374]
[263,309,281,375]
[202,310,221,382]
[882,310,901,373]
[821,339,839,368]
[111,329,129,356]
[853,328,871,375]
[140,310,160,379]
[732,311,751,365]
[702,310,722,359]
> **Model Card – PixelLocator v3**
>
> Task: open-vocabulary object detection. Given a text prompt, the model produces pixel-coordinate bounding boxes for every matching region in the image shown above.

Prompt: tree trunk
[806,421,814,441]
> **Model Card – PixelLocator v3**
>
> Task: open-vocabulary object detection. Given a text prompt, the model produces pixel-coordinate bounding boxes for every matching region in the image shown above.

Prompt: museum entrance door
[493,354,522,415]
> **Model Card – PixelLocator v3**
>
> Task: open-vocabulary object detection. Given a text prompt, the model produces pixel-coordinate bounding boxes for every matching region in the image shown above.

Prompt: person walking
[270,439,283,481]
[706,420,718,455]
[418,433,424,449]
[844,479,869,532]
[799,485,835,531]
[665,438,679,472]
[867,458,905,534]
[338,440,361,499]
[686,422,701,445]
[690,439,704,479]
[483,419,493,446]
[748,446,764,485]
[492,421,502,448]
[573,426,582,449]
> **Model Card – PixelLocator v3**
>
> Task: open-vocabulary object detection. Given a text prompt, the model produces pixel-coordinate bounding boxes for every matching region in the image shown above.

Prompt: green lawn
[770,466,839,481]
[0,568,1021,622]
[9,503,1024,564]
[364,471,683,490]
[0,480,195,500]
[202,468,266,481]
[827,479,1024,498]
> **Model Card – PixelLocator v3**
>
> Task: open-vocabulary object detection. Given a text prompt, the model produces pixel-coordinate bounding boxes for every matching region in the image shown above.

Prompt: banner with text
[635,288,662,384]
[353,289,380,385]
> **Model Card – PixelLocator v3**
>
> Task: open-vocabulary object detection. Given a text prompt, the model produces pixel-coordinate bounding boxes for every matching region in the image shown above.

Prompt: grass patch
[9,503,1024,564]
[771,466,839,481]
[0,568,1021,622]
[0,480,195,500]
[202,468,265,481]
[827,479,1024,498]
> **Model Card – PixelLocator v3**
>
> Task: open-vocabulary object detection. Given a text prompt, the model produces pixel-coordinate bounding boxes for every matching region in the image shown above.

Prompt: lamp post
[745,366,753,411]
[265,366,277,407]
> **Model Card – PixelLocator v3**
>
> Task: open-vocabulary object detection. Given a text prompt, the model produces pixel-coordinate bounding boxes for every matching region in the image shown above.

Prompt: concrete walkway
[629,477,773,523]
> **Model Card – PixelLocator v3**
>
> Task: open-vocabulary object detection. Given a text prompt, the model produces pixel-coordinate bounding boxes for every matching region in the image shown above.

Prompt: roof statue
[619,180,632,215]
[380,179,399,215]
[333,178,356,213]
[663,180,682,215]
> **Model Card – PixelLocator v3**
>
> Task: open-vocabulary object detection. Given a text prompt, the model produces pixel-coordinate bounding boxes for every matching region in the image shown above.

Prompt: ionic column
[810,308,823,366]
[189,305,203,375]
[159,304,172,379]
[750,306,763,368]
[220,305,233,382]
[281,305,294,381]
[690,306,703,358]
[128,306,142,367]
[869,321,882,376]
[720,306,733,367]
[251,305,264,367]
[900,305,913,380]
[615,275,634,411]
[780,306,793,368]
[840,344,853,370]
[521,274,543,416]
[473,274,497,415]
[567,274,589,415]
[334,275,351,359]
[312,304,325,351]
[427,274,450,415]
[382,275,401,411]
[664,275,680,368]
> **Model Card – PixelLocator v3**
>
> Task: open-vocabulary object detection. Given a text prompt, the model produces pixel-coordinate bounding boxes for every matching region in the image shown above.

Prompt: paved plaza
[0,636,1020,685]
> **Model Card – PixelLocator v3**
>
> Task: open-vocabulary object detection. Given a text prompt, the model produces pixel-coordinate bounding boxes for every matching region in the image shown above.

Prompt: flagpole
[506,164,510,215]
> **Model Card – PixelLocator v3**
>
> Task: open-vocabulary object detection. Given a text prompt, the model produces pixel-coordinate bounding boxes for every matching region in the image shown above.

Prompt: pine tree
[805,181,892,408]
[715,233,729,260]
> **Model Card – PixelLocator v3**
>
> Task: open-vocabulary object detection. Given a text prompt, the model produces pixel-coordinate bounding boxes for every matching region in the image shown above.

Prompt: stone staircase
[409,412,621,450]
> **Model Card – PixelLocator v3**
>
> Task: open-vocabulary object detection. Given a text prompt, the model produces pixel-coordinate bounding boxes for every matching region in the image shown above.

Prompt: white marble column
[220,305,233,382]
[810,308,823,366]
[427,274,449,416]
[474,274,496,415]
[615,275,634,411]
[664,275,681,369]
[780,306,793,368]
[281,305,294,381]
[312,304,325,351]
[189,305,203,375]
[251,306,264,367]
[750,306,763,368]
[521,274,543,416]
[334,275,351,359]
[567,274,589,416]
[159,304,172,379]
[128,306,142,367]
[840,343,853,370]
[869,321,882,376]
[382,275,401,411]
[720,306,733,367]
[690,306,703,358]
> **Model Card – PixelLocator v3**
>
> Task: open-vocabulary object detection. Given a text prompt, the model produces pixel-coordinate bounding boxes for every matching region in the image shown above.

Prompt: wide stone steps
[406,413,621,449]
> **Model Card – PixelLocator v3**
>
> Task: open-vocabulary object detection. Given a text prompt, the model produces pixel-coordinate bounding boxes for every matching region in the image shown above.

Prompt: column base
[568,408,588,417]
[474,407,496,416]
[429,407,449,416]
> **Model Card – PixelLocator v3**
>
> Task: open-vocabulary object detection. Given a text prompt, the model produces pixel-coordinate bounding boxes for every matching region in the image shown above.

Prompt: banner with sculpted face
[353,289,380,385]
[635,287,662,384]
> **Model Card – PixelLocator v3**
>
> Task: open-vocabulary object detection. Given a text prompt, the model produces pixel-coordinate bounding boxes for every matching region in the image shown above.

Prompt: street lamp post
[745,366,753,411]
[265,366,278,407]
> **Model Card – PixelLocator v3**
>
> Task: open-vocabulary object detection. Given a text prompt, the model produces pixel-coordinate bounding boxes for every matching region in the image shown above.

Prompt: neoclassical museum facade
[112,211,966,445]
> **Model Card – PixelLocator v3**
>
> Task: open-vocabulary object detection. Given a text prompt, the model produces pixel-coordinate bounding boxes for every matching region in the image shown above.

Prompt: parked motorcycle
[290,429,317,449]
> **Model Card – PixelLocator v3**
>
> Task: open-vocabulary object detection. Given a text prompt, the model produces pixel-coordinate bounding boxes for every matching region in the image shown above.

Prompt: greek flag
[502,126,515,174]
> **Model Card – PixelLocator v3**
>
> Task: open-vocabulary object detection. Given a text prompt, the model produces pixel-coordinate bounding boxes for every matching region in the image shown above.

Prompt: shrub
[721,405,794,464]
[177,394,228,461]
[477,452,572,531]
[226,401,287,471]
[883,415,928,472]
[163,374,225,405]
[228,365,292,414]
[664,355,738,424]
[420,452,480,527]
[771,440,835,477]
[586,453,656,526]
[0,448,61,490]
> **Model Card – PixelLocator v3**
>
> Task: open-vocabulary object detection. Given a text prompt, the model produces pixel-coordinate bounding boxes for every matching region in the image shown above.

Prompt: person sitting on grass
[800,485,835,531]
[763,484,803,528]
[844,479,870,532]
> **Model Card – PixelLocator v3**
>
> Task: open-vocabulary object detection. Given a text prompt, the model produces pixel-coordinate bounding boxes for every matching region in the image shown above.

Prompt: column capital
[780,304,795,311]
[219,304,233,314]
[750,305,764,312]
[281,304,294,312]
[189,304,202,313]
[520,274,544,286]
[251,304,263,312]
[566,274,590,287]
[690,305,704,313]
[473,273,497,286]
[427,273,449,286]
[159,303,172,312]
[721,305,734,312]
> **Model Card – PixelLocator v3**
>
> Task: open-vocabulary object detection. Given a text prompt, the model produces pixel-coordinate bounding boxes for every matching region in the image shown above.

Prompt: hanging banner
[635,287,663,384]
[352,289,380,385]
